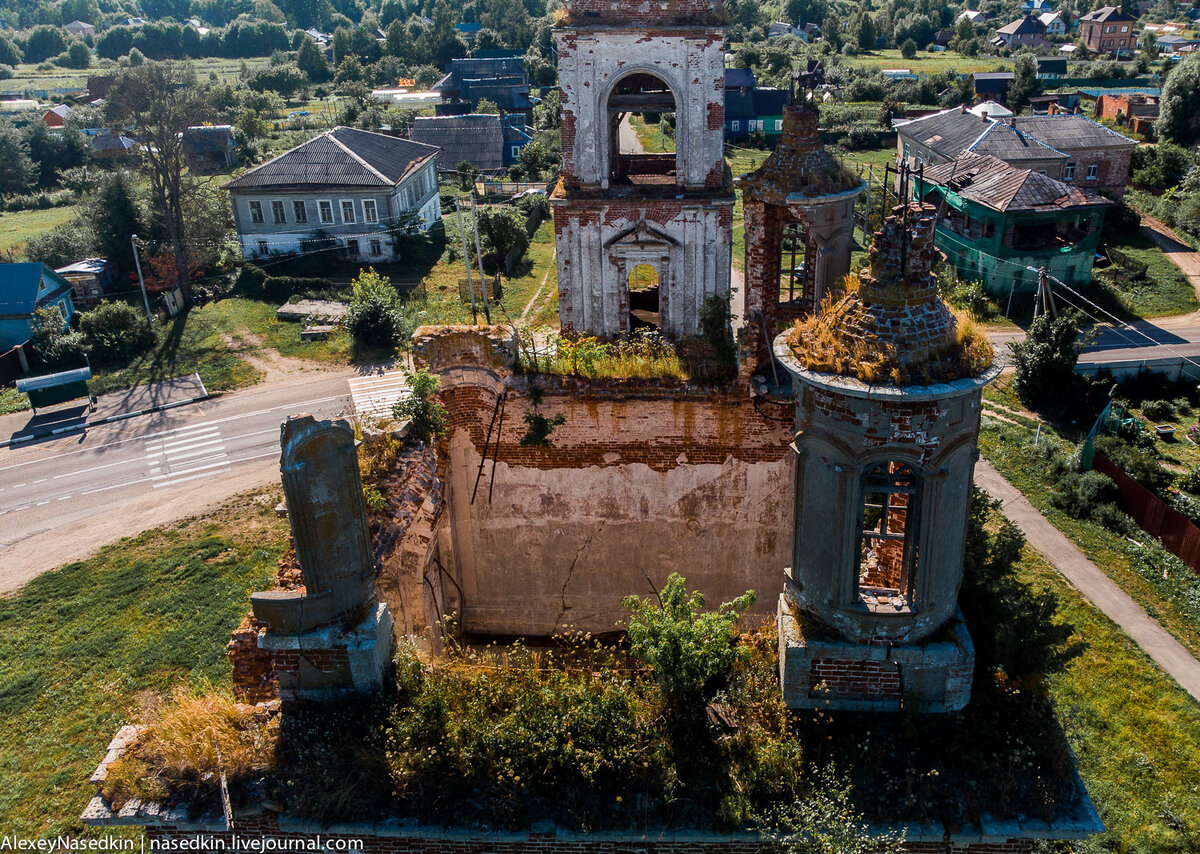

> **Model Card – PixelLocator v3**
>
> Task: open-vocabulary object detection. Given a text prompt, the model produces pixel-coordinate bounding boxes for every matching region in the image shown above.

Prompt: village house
[224,126,440,261]
[724,87,789,141]
[182,125,237,169]
[1079,6,1137,54]
[971,71,1014,103]
[64,19,94,36]
[895,107,1136,199]
[919,152,1111,296]
[993,15,1047,49]
[0,263,75,351]
[42,104,70,128]
[957,9,990,24]
[1039,11,1069,35]
[432,55,533,122]
[410,113,506,172]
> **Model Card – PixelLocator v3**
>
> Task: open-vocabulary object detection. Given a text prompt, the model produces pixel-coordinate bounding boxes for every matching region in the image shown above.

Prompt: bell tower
[551,0,734,338]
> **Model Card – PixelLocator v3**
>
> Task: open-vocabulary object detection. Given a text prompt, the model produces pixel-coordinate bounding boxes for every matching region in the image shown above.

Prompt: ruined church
[84,0,1103,849]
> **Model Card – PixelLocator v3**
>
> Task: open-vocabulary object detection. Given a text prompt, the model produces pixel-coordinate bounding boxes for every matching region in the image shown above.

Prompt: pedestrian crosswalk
[144,422,231,489]
[348,371,411,423]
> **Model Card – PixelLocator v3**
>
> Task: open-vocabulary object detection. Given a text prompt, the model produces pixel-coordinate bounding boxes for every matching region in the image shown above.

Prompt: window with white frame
[318,200,333,223]
[271,200,286,224]
[362,199,378,223]
[774,119,783,131]
[731,120,740,131]
[1086,163,1098,179]
[293,200,308,223]
[249,200,264,223]
[1064,162,1076,180]
[369,238,382,256]
[341,200,356,223]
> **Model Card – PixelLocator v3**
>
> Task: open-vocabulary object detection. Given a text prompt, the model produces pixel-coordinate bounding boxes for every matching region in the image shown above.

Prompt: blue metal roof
[0,263,72,317]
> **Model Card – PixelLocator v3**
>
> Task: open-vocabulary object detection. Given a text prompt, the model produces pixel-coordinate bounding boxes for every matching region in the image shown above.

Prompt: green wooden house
[918,153,1112,297]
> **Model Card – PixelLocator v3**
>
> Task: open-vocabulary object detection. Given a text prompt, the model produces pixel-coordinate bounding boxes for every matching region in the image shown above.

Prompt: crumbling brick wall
[419,329,795,637]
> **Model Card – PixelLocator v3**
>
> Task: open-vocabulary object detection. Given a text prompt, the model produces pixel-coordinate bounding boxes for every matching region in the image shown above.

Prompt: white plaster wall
[554,201,732,337]
[556,29,725,189]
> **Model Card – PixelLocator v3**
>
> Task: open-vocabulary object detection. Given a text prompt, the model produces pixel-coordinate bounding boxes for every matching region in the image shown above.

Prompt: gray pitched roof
[224,127,438,190]
[1011,114,1136,150]
[897,108,1067,166]
[997,15,1044,35]
[410,114,504,172]
[923,153,1111,213]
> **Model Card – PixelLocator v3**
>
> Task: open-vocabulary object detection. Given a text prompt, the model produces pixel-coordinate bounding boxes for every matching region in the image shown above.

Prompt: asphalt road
[0,371,357,592]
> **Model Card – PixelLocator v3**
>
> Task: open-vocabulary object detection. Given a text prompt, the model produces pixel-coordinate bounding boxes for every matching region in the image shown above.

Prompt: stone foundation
[248,602,394,701]
[778,593,974,712]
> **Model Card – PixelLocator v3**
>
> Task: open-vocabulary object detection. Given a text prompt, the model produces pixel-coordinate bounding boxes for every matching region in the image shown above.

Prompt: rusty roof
[922,153,1113,213]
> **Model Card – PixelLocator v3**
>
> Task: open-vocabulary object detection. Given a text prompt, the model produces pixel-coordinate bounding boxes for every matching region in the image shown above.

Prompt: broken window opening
[608,72,677,186]
[779,222,811,306]
[858,461,918,611]
[628,262,661,329]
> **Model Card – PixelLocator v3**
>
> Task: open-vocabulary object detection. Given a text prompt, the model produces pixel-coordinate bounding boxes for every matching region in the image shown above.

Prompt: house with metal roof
[1039,11,1068,36]
[895,107,1136,199]
[918,152,1112,296]
[0,263,76,351]
[433,56,533,118]
[43,104,71,128]
[64,20,95,36]
[223,127,440,262]
[410,114,506,172]
[725,88,789,140]
[971,71,1014,103]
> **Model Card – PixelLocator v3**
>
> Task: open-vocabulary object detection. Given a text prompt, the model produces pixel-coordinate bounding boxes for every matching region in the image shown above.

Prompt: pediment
[604,219,680,249]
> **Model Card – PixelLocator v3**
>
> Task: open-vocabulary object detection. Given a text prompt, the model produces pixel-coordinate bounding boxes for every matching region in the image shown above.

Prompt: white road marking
[152,467,231,489]
[348,371,411,422]
[0,391,349,473]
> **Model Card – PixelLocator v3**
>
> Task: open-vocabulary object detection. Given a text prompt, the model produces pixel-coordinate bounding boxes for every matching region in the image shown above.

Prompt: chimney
[960,104,967,113]
[1008,116,1016,127]
[980,110,988,122]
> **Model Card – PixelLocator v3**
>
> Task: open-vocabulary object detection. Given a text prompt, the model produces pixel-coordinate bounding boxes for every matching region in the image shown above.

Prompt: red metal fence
[1094,451,1200,572]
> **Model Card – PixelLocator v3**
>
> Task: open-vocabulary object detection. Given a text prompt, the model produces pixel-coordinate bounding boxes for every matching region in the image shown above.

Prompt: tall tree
[88,172,143,278]
[296,36,331,82]
[1160,52,1200,148]
[0,124,36,194]
[105,62,209,305]
[1006,54,1043,113]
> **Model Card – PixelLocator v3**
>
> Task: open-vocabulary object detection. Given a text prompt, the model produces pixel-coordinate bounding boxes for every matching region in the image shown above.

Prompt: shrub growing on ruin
[622,573,756,724]
[392,369,447,441]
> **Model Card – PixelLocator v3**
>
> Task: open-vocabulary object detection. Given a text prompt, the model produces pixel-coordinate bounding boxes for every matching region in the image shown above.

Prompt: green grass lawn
[0,489,286,835]
[979,384,1200,660]
[0,58,269,94]
[1018,542,1200,854]
[86,298,350,398]
[842,48,1012,75]
[0,205,76,258]
[1100,229,1199,319]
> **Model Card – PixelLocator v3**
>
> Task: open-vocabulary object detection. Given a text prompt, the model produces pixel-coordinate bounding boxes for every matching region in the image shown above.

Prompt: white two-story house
[224,127,441,262]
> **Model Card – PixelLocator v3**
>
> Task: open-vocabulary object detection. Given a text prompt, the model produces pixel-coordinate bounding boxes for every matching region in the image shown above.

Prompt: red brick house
[1080,6,1137,55]
[1094,93,1159,138]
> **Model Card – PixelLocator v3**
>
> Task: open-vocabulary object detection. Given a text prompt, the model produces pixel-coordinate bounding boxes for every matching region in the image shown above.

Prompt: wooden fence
[1094,451,1200,572]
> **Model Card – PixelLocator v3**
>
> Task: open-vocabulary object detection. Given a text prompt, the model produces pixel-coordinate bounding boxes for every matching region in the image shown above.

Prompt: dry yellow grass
[103,688,279,807]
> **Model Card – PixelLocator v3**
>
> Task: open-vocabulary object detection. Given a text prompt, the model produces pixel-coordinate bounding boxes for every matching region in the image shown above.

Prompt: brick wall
[810,658,902,698]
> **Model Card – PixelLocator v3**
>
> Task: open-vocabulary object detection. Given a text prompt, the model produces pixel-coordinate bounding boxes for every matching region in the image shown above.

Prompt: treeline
[96,20,290,61]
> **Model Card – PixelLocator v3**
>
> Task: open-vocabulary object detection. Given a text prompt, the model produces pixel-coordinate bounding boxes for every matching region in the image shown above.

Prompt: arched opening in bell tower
[607,72,678,186]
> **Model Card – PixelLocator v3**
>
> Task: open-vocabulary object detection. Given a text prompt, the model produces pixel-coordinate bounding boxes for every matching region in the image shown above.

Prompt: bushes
[346,268,407,351]
[30,306,86,370]
[391,369,446,440]
[1051,470,1120,522]
[1009,311,1083,411]
[77,301,156,364]
[232,263,338,303]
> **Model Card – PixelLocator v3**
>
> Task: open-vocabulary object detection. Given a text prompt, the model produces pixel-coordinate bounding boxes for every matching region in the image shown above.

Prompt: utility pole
[1035,267,1056,319]
[130,233,152,328]
[469,194,491,325]
[454,201,477,324]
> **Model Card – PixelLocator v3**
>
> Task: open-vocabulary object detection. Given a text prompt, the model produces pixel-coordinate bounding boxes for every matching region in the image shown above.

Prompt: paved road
[618,113,644,155]
[0,371,360,593]
[976,460,1200,702]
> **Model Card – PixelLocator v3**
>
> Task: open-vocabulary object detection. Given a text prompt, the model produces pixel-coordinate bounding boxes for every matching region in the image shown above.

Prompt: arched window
[606,72,677,185]
[858,462,919,609]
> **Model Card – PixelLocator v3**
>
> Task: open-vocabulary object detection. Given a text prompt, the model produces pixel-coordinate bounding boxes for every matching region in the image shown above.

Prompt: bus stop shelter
[15,367,94,415]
